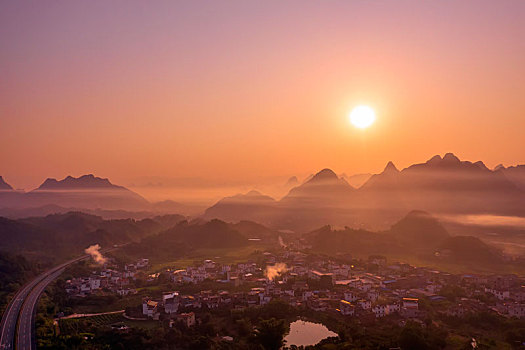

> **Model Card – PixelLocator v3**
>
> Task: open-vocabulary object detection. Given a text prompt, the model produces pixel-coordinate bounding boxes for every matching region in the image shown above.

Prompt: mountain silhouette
[497,164,525,190]
[389,210,450,247]
[341,173,372,188]
[282,168,354,205]
[0,176,13,190]
[0,174,150,211]
[36,174,119,190]
[284,176,299,188]
[203,190,278,223]
[204,153,525,232]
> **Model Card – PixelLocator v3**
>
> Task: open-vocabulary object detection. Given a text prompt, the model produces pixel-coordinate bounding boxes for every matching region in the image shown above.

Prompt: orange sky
[1,1,524,196]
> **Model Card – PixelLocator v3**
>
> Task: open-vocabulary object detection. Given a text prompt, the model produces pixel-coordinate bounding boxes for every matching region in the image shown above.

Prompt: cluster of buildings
[137,252,524,323]
[64,258,149,297]
[64,250,525,324]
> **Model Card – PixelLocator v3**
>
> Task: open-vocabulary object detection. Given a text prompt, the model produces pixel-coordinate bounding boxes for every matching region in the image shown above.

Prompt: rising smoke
[84,244,107,265]
[278,236,287,248]
[265,263,287,281]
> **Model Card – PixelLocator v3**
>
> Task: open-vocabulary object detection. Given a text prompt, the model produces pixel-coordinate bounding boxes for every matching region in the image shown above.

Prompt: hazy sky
[1,1,524,193]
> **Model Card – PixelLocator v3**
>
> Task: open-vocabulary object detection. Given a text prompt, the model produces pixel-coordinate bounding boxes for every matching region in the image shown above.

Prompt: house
[163,292,180,314]
[89,277,101,290]
[339,300,355,316]
[357,299,371,310]
[204,260,215,269]
[170,312,196,328]
[142,299,160,319]
[402,298,419,309]
[309,270,334,287]
[372,304,387,318]
[308,298,330,311]
[485,288,510,300]
[507,303,525,318]
[367,290,380,302]
[116,288,136,296]
[343,291,358,302]
[387,303,400,314]
[400,298,420,318]
[136,258,149,269]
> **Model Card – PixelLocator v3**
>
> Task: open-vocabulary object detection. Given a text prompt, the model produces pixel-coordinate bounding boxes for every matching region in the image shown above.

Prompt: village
[62,249,525,330]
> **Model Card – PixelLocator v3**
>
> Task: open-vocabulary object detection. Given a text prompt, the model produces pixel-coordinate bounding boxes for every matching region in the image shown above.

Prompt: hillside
[203,190,278,223]
[0,212,185,261]
[301,211,506,268]
[123,219,254,260]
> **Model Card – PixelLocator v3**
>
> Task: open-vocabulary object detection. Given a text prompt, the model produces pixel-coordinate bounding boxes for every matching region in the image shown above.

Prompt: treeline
[0,252,39,312]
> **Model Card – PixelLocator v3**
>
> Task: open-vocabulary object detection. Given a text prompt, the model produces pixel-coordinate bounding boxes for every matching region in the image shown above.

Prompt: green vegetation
[0,251,38,312]
[0,212,185,261]
[36,284,525,350]
[253,318,289,350]
[304,211,525,275]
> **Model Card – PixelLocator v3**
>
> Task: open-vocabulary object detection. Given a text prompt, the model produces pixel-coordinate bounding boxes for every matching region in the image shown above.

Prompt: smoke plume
[278,236,287,248]
[85,244,107,265]
[265,263,287,281]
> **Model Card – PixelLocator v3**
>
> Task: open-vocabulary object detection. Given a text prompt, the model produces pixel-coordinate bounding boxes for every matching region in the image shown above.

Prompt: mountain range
[1,153,524,232]
[204,153,525,231]
[0,175,194,216]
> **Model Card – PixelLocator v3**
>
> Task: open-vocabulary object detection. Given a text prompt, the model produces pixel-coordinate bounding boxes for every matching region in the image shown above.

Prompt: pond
[284,320,338,347]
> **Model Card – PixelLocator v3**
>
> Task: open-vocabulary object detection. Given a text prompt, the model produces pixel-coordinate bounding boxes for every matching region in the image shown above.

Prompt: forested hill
[0,252,38,313]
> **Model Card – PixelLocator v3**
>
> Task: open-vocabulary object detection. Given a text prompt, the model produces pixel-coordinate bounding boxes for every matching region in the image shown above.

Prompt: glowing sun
[349,105,375,129]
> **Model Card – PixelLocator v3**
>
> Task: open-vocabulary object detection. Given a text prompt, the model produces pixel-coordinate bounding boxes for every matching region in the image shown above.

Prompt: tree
[254,318,289,350]
[399,322,428,350]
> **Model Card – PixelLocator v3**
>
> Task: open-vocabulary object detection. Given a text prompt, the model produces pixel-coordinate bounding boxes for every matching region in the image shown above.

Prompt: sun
[349,105,375,129]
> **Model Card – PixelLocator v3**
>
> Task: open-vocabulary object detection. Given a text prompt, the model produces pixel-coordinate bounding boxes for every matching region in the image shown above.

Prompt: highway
[0,278,43,350]
[0,255,89,350]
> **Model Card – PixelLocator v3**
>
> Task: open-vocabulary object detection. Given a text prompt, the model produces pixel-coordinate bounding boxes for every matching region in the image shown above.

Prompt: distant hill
[284,176,299,188]
[436,235,503,264]
[151,200,205,216]
[389,210,450,248]
[361,153,523,216]
[203,153,525,232]
[203,190,278,223]
[0,212,185,260]
[0,176,13,190]
[36,174,120,190]
[303,210,447,255]
[303,225,399,255]
[0,174,150,212]
[124,219,253,260]
[497,164,525,190]
[302,210,505,267]
[342,173,372,188]
[281,168,355,206]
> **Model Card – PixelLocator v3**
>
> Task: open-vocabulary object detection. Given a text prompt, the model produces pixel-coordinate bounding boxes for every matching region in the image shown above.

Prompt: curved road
[0,255,89,350]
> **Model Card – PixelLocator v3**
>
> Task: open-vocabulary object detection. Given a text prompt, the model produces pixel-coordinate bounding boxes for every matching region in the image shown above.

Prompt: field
[146,244,272,273]
[59,312,158,333]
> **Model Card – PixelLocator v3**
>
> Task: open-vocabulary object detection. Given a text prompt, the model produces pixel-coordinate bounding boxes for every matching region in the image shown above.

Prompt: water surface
[284,320,337,347]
